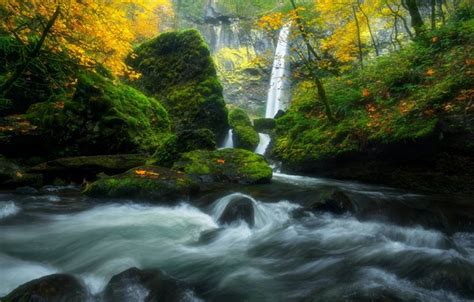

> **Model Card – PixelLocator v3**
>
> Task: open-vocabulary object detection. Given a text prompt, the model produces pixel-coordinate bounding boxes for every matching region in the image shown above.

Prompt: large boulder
[1,274,88,302]
[30,154,148,183]
[253,118,276,133]
[173,149,272,185]
[127,29,229,141]
[103,268,191,302]
[21,72,171,157]
[228,108,259,151]
[218,196,255,227]
[84,166,199,202]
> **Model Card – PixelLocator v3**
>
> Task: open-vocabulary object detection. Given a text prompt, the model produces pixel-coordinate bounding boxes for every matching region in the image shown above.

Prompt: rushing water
[255,133,271,155]
[265,24,291,118]
[220,129,234,149]
[0,176,473,301]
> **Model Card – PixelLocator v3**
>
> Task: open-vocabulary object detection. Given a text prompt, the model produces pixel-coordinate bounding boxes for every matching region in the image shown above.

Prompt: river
[1,174,473,301]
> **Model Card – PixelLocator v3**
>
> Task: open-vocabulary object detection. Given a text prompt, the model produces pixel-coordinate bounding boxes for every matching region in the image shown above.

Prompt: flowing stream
[255,133,271,155]
[265,24,291,118]
[1,175,473,301]
[220,129,234,149]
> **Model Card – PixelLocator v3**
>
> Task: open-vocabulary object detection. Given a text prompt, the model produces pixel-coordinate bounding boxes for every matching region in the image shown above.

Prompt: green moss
[84,166,199,201]
[26,71,171,156]
[229,108,252,128]
[173,148,272,184]
[127,29,229,140]
[253,118,276,133]
[233,125,260,151]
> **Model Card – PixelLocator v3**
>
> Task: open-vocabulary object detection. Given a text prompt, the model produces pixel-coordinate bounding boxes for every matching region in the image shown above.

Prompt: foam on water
[0,201,20,219]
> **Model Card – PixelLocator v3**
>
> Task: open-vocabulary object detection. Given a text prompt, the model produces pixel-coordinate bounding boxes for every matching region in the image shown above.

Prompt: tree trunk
[405,0,424,36]
[290,0,335,123]
[1,6,61,97]
[352,5,364,68]
[431,0,436,30]
[357,1,380,56]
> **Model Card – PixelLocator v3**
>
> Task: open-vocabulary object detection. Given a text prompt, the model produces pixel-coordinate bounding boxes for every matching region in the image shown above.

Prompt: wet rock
[84,166,199,203]
[173,149,272,185]
[218,196,255,227]
[103,267,190,302]
[14,186,39,195]
[293,190,355,218]
[1,274,88,302]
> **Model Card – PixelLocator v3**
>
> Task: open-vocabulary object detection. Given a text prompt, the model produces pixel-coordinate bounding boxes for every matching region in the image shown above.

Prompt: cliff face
[173,0,275,116]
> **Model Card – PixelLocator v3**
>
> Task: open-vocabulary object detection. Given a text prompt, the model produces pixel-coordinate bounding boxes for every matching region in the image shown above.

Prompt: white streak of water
[255,133,271,155]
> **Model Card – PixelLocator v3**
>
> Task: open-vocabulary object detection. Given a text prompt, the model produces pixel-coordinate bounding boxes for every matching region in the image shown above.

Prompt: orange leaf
[426,69,435,76]
[216,159,225,164]
[362,88,370,97]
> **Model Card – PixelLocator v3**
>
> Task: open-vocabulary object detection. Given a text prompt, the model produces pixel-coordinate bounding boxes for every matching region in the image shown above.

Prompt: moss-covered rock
[25,72,171,157]
[253,118,276,133]
[228,108,259,151]
[127,29,228,140]
[84,166,199,202]
[173,149,272,184]
[229,108,252,128]
[233,125,260,151]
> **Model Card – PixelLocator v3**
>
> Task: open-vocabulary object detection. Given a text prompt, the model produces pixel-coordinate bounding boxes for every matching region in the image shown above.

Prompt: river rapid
[1,174,473,301]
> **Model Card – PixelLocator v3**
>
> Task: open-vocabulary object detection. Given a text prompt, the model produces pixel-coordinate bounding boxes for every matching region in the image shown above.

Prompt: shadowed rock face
[103,268,189,302]
[1,274,88,302]
[218,196,255,227]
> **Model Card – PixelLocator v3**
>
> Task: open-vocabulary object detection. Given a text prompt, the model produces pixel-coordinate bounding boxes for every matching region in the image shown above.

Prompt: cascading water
[220,129,234,148]
[255,133,271,155]
[265,24,291,118]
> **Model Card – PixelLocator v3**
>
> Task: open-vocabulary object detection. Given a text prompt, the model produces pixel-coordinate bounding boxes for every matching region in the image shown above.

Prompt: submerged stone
[84,166,199,202]
[173,149,272,185]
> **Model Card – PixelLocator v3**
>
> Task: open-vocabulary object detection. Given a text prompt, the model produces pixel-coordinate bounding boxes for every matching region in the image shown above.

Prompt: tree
[0,0,173,95]
[403,0,425,35]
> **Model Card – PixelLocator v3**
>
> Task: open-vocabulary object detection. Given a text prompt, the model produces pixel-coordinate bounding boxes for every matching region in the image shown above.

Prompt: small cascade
[221,129,234,149]
[265,24,291,118]
[255,133,271,155]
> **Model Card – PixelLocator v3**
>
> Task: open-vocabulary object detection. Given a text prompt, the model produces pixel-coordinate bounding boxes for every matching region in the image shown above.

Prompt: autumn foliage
[0,0,173,77]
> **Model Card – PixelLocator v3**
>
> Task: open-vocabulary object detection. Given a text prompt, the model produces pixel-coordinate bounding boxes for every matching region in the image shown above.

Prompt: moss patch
[26,72,171,157]
[173,149,272,184]
[84,166,199,202]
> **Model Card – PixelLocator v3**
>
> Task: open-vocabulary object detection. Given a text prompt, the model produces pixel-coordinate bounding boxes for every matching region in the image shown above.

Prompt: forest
[0,0,473,301]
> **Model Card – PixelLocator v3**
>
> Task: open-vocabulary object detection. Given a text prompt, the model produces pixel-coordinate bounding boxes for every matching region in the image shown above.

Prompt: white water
[0,201,20,219]
[254,133,271,155]
[265,24,291,118]
[1,191,473,301]
[220,129,234,148]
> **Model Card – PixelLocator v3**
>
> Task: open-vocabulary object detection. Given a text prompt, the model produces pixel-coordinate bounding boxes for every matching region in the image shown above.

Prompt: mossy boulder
[173,149,272,184]
[229,108,252,128]
[253,118,276,133]
[84,166,199,202]
[128,29,228,140]
[228,109,259,151]
[25,72,171,157]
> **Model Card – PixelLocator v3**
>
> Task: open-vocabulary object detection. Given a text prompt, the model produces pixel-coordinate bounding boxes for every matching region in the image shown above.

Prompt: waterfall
[265,24,291,118]
[221,129,234,149]
[255,133,271,155]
